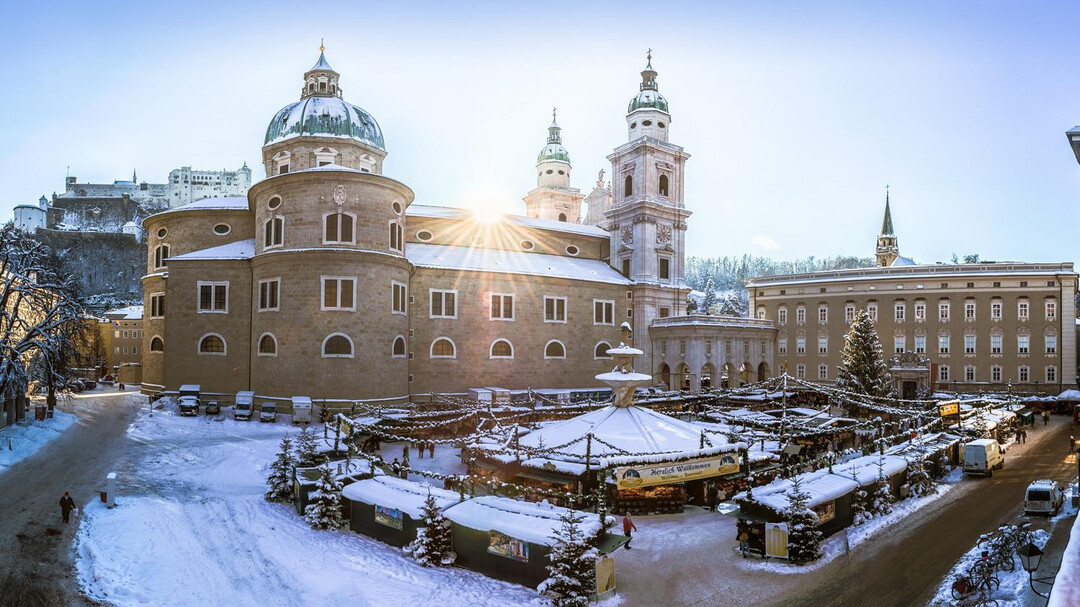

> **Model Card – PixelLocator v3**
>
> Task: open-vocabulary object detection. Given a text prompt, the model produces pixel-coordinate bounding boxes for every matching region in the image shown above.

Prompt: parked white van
[234,390,255,421]
[1024,479,1064,515]
[963,439,1005,476]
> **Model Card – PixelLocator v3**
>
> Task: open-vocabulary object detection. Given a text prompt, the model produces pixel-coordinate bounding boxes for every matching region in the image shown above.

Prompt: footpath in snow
[0,406,76,472]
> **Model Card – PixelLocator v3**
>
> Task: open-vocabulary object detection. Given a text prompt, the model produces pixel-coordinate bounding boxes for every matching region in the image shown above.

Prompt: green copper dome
[264,96,385,150]
[536,110,570,164]
[628,89,669,113]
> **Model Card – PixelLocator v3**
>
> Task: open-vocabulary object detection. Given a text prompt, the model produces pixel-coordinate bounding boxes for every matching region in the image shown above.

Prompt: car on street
[205,400,220,415]
[259,402,277,423]
[963,438,1005,476]
[178,395,200,416]
[1024,479,1065,515]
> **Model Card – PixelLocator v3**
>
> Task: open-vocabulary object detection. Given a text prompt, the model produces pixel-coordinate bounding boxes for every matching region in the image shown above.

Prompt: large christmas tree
[265,436,296,502]
[404,491,456,567]
[538,509,599,607]
[304,464,344,530]
[784,475,822,564]
[836,308,895,397]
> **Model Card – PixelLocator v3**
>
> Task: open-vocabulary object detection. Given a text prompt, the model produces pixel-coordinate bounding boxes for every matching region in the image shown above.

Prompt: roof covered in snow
[104,305,144,320]
[735,468,860,512]
[407,204,609,238]
[143,197,249,226]
[170,239,255,261]
[443,496,609,546]
[407,243,630,285]
[264,94,384,150]
[831,455,908,487]
[341,476,460,519]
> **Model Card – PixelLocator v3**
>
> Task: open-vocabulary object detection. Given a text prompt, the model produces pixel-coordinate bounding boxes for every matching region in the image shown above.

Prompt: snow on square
[0,408,76,472]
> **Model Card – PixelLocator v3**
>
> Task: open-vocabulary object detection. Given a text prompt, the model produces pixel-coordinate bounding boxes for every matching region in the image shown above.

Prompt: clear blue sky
[1,1,1078,264]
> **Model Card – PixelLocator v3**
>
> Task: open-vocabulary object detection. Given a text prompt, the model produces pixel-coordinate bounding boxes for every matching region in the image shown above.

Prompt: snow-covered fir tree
[836,309,895,398]
[538,509,599,607]
[701,276,717,314]
[868,458,894,517]
[404,490,456,567]
[265,436,296,502]
[851,471,871,525]
[295,426,320,468]
[971,409,991,439]
[905,457,937,498]
[783,475,822,564]
[304,464,343,530]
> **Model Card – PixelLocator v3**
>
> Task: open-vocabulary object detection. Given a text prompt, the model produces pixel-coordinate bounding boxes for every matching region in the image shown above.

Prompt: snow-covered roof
[104,304,144,320]
[292,163,363,174]
[169,239,255,261]
[1058,389,1080,401]
[735,468,859,512]
[143,197,249,225]
[442,496,609,546]
[341,476,460,519]
[407,204,609,238]
[407,243,630,285]
[517,405,716,459]
[831,455,908,487]
[1048,507,1080,607]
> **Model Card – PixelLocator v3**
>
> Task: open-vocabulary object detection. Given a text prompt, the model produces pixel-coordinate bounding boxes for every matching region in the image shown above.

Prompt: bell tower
[604,52,692,366]
[876,187,899,267]
[523,109,583,222]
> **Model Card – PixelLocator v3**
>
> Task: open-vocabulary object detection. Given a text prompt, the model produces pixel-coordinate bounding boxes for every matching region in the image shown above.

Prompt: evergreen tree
[304,464,344,530]
[295,426,320,468]
[971,409,991,439]
[265,436,296,502]
[836,309,895,397]
[868,458,894,516]
[701,276,717,315]
[404,490,456,567]
[538,509,599,607]
[905,458,937,498]
[783,475,822,564]
[850,471,871,525]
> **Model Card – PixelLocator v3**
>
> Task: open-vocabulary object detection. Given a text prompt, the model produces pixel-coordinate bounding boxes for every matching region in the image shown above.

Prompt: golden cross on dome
[320,38,325,53]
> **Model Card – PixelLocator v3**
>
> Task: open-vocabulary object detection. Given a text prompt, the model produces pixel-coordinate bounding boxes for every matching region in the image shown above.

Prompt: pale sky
[2,1,1079,264]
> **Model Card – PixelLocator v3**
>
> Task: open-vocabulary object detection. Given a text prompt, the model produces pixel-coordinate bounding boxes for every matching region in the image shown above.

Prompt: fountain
[595,322,653,407]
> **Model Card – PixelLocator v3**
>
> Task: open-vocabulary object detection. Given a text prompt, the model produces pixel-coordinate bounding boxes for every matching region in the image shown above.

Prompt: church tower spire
[876,186,900,267]
[523,108,583,222]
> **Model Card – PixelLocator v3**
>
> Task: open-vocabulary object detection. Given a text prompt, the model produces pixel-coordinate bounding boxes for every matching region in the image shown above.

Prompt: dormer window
[319,80,327,92]
[314,147,338,167]
[273,151,291,176]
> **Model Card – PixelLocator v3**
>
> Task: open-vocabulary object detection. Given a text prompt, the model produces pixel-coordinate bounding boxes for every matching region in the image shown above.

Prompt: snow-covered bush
[851,481,871,526]
[404,491,456,567]
[538,509,598,607]
[265,436,295,502]
[783,476,822,564]
[295,426,319,468]
[304,464,343,530]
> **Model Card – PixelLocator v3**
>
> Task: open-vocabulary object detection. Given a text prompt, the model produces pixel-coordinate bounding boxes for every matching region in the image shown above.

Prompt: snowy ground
[927,528,1051,606]
[0,406,76,472]
[75,399,543,607]
[377,441,467,482]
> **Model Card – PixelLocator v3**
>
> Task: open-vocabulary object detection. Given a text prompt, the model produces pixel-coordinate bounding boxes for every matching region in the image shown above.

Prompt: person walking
[1043,409,1051,426]
[418,441,425,459]
[706,483,718,512]
[428,441,435,459]
[622,513,638,549]
[402,443,410,461]
[59,492,76,523]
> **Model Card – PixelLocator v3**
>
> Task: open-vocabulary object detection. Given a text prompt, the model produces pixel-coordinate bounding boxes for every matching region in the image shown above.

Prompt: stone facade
[649,316,777,391]
[99,306,143,374]
[167,165,252,208]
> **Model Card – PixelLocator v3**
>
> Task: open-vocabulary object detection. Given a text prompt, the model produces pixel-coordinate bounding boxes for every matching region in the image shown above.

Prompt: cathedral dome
[537,142,570,164]
[264,96,385,151]
[628,89,669,113]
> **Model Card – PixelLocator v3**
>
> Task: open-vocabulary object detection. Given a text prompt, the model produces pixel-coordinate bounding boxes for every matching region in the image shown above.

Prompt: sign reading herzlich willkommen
[615,454,740,489]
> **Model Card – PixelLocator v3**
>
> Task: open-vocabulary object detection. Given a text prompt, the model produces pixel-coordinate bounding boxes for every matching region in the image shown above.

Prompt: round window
[417,230,433,242]
[392,201,403,215]
[566,245,579,256]
[268,196,282,210]
[643,120,652,126]
[658,122,666,128]
[521,240,535,251]
[213,223,231,235]
[156,228,167,238]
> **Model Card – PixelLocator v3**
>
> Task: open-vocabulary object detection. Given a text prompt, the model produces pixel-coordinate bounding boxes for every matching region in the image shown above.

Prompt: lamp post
[1018,541,1054,598]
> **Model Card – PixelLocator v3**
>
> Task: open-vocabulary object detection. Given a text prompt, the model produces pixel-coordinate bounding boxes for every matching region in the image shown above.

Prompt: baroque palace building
[140,49,780,400]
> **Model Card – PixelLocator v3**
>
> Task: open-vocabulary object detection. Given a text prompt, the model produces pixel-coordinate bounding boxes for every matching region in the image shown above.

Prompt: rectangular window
[324,212,355,244]
[778,338,788,354]
[392,282,407,315]
[761,340,767,355]
[818,337,828,354]
[321,277,356,311]
[964,334,976,354]
[1046,300,1057,320]
[150,293,166,318]
[939,301,950,321]
[796,364,806,379]
[778,308,787,324]
[845,304,855,323]
[914,302,926,320]
[796,307,806,323]
[593,299,614,325]
[680,340,687,355]
[1019,366,1029,382]
[938,335,950,354]
[744,341,750,355]
[991,366,1002,382]
[114,330,119,339]
[1046,334,1057,354]
[1018,334,1030,354]
[914,335,926,353]
[991,301,1002,320]
[706,340,713,356]
[818,365,828,380]
[939,365,950,382]
[115,346,120,354]
[122,346,129,355]
[659,258,670,280]
[965,366,976,382]
[867,303,878,321]
[964,301,976,320]
[122,330,129,339]
[659,307,670,318]
[796,337,806,354]
[389,222,404,251]
[894,336,905,353]
[818,306,828,323]
[491,293,515,320]
[991,334,1002,354]
[894,303,905,322]
[725,340,732,355]
[132,346,138,355]
[430,290,457,319]
[197,281,228,313]
[1046,366,1057,382]
[264,216,283,248]
[258,278,280,312]
[1018,301,1029,320]
[544,296,567,323]
[621,258,630,278]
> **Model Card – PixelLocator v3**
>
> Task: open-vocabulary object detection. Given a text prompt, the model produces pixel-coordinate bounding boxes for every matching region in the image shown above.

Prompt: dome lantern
[626,49,671,142]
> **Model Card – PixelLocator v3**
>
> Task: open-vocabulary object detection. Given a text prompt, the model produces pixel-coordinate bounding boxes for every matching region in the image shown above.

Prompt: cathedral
[139,49,720,400]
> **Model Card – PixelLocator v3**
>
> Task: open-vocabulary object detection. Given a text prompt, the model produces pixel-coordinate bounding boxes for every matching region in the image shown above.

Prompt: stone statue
[597,168,605,186]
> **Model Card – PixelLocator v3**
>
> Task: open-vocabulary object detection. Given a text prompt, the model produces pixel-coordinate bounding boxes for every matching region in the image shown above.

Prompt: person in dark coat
[59,492,76,523]
[1043,410,1051,426]
[622,514,638,549]
[706,483,719,512]
[428,441,435,458]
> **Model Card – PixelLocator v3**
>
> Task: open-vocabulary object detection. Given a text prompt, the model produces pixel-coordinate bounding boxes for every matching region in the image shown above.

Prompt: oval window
[392,201,403,215]
[658,122,666,128]
[156,228,167,238]
[546,169,553,174]
[643,120,652,126]
[566,245,579,256]
[630,122,637,129]
[521,240,535,251]
[213,224,231,235]
[268,196,282,210]
[557,170,565,175]
[417,230,433,242]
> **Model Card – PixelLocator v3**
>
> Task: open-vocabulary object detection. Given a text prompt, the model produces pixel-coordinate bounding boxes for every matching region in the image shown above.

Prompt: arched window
[659,174,669,197]
[322,333,353,358]
[430,337,456,359]
[389,221,404,251]
[198,333,226,356]
[264,216,284,248]
[392,335,406,358]
[258,333,277,357]
[150,336,164,352]
[319,80,327,92]
[558,213,567,222]
[153,244,170,269]
[490,339,514,359]
[594,341,612,359]
[324,211,355,244]
[624,175,633,197]
[544,340,566,360]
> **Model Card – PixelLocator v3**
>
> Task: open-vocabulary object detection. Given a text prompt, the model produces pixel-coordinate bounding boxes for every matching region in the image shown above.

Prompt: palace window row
[936,363,1058,384]
[775,298,1059,325]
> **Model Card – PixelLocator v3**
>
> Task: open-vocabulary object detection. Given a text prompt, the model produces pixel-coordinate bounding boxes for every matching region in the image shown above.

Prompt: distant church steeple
[876,186,900,267]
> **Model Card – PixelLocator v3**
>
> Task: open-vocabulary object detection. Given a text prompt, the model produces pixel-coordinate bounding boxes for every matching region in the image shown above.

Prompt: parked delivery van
[963,438,1005,477]
[1024,479,1064,515]
[234,390,255,421]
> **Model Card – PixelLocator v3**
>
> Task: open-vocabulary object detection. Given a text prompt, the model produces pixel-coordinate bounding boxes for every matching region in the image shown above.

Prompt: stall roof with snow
[735,468,859,513]
[831,455,908,487]
[443,495,610,546]
[342,476,460,518]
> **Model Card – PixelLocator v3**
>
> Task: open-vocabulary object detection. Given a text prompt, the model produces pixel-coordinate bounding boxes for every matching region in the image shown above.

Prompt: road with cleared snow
[0,389,143,607]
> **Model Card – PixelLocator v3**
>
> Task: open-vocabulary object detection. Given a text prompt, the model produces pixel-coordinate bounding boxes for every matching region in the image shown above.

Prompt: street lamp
[1018,541,1054,598]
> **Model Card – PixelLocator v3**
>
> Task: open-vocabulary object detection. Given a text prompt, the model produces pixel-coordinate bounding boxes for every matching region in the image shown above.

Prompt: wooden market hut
[831,455,909,499]
[292,459,377,516]
[886,431,963,475]
[342,476,461,547]
[442,495,621,588]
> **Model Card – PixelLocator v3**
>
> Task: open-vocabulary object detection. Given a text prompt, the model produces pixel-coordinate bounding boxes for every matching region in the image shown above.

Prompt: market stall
[342,476,461,547]
[292,459,377,516]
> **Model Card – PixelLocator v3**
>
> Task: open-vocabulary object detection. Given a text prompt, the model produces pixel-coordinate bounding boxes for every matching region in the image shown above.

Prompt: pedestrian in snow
[418,441,424,459]
[428,441,435,458]
[59,492,76,523]
[706,484,718,512]
[1019,427,1026,444]
[403,443,410,461]
[1043,410,1051,426]
[622,513,638,549]
[391,458,400,476]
